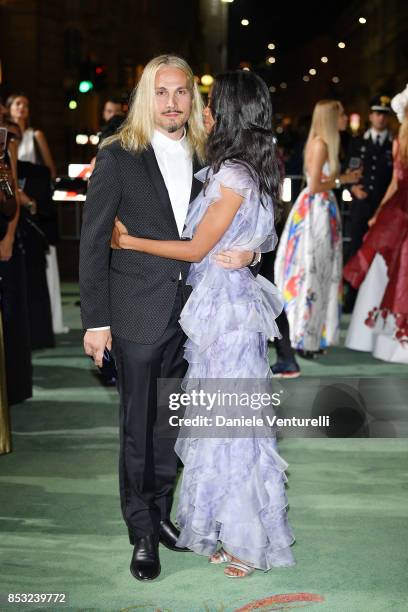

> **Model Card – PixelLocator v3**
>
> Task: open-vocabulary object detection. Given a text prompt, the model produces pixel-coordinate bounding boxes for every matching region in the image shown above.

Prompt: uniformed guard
[346,95,394,257]
[344,95,394,310]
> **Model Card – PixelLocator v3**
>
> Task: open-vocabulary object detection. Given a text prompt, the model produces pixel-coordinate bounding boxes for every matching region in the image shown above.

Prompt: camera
[0,176,14,198]
[0,127,14,198]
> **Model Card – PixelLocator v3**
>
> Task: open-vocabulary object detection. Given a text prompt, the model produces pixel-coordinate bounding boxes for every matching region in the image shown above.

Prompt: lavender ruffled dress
[174,163,295,570]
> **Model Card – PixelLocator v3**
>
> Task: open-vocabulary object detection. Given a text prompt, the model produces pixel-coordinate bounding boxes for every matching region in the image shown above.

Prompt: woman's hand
[111,217,128,249]
[350,184,368,200]
[368,214,378,228]
[341,168,362,185]
[0,233,14,261]
[214,250,255,269]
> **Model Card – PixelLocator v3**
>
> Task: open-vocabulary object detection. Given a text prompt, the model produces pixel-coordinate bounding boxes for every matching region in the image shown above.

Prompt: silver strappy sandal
[208,548,232,564]
[224,560,255,578]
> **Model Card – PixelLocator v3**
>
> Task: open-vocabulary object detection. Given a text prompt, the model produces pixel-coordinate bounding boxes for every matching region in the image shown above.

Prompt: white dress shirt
[88,129,193,331]
[151,128,192,235]
[370,128,388,146]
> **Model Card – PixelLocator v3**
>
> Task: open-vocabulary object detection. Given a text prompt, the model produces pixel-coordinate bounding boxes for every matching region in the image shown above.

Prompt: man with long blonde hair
[79,55,254,581]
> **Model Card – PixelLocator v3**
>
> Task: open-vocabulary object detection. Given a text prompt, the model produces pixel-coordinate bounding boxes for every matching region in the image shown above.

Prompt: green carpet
[0,286,407,611]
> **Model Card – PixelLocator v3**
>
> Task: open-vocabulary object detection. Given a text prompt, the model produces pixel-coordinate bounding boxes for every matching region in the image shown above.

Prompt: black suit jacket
[79,140,202,344]
[347,130,393,214]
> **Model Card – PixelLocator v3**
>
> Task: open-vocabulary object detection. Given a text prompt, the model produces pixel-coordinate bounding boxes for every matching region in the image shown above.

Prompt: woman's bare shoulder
[309,136,327,151]
[33,129,46,140]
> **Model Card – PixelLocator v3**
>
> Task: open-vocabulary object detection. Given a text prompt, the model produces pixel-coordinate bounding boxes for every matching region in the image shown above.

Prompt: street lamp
[201,74,214,86]
[76,134,89,145]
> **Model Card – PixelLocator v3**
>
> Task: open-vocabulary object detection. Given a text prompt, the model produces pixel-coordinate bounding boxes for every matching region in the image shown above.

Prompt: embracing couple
[79,55,295,581]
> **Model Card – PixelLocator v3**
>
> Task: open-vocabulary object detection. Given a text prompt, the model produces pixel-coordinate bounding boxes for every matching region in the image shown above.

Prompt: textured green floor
[0,286,407,612]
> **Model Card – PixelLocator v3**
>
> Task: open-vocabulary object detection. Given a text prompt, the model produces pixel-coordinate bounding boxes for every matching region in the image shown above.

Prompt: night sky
[228,1,353,61]
[227,1,354,80]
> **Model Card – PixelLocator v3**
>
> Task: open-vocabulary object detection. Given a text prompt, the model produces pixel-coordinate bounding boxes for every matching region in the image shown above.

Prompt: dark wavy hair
[206,70,282,213]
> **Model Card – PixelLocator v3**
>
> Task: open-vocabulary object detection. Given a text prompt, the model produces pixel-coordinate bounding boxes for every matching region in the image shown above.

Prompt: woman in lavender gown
[111,71,295,577]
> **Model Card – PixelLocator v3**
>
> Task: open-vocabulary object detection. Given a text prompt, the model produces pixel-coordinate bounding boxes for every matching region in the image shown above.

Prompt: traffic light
[93,64,107,91]
[77,60,107,94]
[78,80,94,93]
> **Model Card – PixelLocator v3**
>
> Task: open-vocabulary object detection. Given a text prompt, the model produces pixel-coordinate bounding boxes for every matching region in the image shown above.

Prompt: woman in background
[8,93,67,338]
[274,100,360,358]
[0,97,32,413]
[8,93,56,179]
[344,85,408,363]
[7,93,61,347]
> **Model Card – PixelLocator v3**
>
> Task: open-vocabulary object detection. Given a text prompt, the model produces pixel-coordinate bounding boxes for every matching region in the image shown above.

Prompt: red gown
[344,149,408,344]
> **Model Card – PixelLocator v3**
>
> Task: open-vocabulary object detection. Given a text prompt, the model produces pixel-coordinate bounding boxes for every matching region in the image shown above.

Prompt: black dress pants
[112,284,187,540]
[259,251,296,362]
[347,196,378,261]
[274,310,296,361]
[344,197,378,312]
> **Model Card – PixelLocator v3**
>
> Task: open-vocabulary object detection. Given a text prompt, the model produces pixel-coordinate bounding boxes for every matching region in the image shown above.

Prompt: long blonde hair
[304,99,341,177]
[101,54,206,162]
[398,109,408,166]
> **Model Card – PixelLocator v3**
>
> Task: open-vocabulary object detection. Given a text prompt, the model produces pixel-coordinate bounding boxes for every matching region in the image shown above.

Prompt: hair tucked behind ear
[205,71,282,215]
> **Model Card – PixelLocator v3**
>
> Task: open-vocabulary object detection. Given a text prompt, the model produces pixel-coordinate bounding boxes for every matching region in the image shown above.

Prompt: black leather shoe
[159,520,190,552]
[130,535,161,581]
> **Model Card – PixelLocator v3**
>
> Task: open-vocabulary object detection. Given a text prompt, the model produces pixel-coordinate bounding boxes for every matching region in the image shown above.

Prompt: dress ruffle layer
[366,307,408,344]
[180,266,283,380]
[175,436,295,570]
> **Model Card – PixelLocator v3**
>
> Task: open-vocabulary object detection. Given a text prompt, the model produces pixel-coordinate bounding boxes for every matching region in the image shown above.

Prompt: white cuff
[87,326,111,331]
[249,252,261,267]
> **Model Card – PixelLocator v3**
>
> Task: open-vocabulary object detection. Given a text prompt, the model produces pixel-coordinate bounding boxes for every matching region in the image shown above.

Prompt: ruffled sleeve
[182,163,256,240]
[202,163,255,197]
[183,161,277,254]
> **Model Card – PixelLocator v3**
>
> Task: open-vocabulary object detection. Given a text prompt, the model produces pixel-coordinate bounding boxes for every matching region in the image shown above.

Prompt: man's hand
[351,185,368,200]
[213,250,254,269]
[0,234,14,261]
[84,329,112,367]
